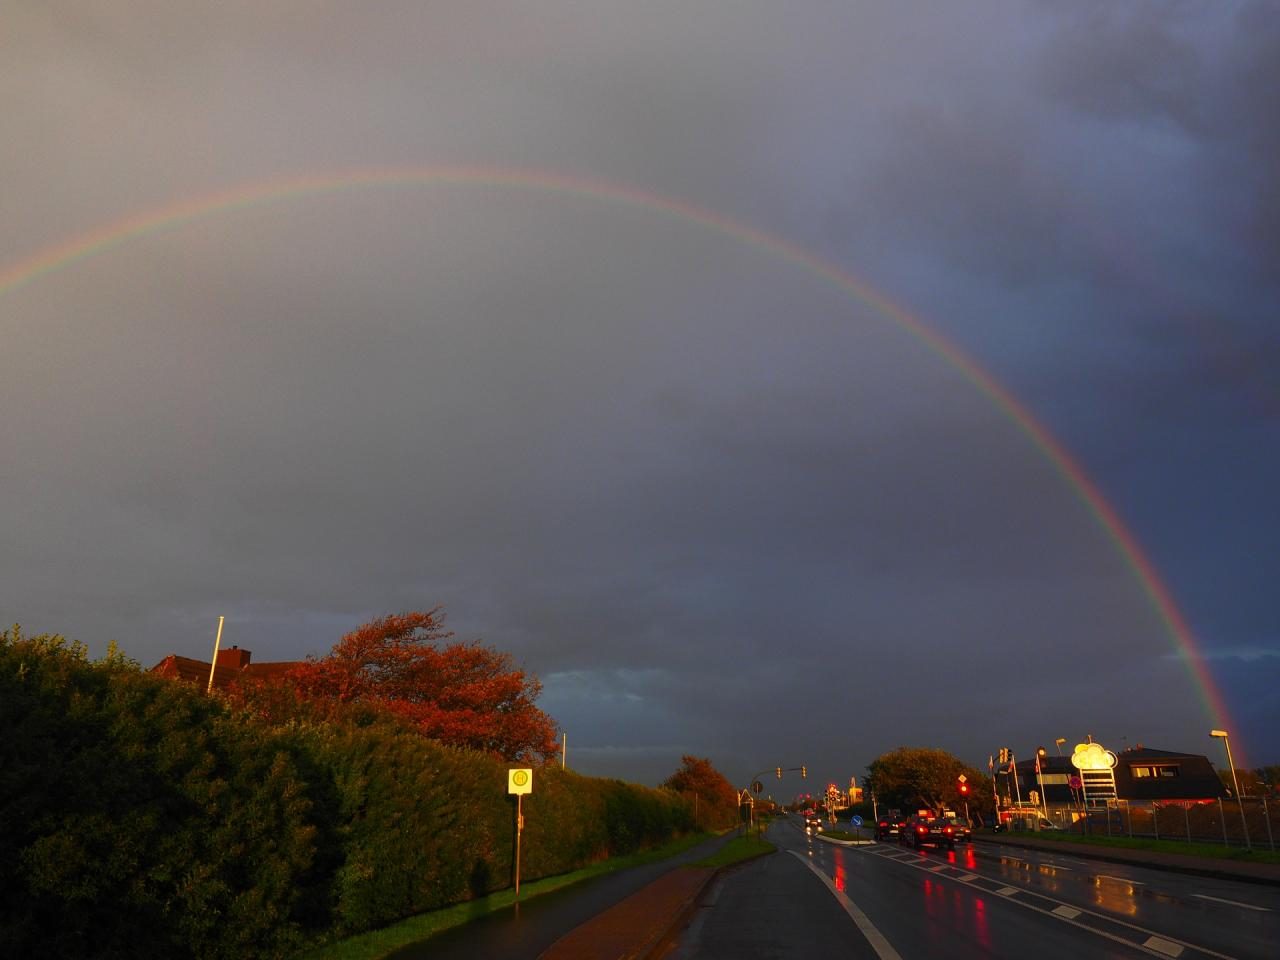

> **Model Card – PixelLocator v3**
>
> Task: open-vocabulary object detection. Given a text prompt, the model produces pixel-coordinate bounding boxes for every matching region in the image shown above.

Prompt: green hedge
[0,631,693,958]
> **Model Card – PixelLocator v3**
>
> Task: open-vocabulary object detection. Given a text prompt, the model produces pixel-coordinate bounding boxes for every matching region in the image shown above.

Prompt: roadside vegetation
[692,833,775,868]
[1,624,743,959]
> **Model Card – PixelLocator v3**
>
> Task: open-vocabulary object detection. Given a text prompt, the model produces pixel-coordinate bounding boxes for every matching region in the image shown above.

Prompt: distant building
[150,644,305,691]
[1000,744,1226,818]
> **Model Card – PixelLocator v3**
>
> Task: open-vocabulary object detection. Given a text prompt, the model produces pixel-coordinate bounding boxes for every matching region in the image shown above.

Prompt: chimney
[215,645,252,670]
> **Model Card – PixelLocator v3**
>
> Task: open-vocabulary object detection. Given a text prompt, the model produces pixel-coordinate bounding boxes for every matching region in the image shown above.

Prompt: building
[150,644,305,691]
[999,743,1226,822]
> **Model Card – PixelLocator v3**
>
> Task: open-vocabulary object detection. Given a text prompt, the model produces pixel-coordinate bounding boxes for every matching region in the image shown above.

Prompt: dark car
[900,816,958,849]
[941,816,971,842]
[875,815,906,840]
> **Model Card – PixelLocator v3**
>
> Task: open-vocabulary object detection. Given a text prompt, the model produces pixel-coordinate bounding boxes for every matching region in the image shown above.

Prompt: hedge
[0,630,694,958]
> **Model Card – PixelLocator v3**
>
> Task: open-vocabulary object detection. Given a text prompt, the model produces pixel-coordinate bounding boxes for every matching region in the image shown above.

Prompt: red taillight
[917,826,927,834]
[878,821,888,827]
[944,827,953,834]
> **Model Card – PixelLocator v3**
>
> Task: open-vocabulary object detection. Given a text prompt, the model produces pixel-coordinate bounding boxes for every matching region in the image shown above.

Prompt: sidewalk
[971,832,1280,886]
[536,865,716,960]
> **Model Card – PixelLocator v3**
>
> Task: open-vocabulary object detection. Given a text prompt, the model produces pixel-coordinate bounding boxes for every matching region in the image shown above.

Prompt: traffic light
[998,747,1009,765]
[801,765,807,778]
[776,767,782,779]
[959,781,969,796]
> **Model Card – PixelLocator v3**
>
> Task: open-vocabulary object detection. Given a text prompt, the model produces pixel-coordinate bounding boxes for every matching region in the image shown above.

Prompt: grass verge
[692,832,775,868]
[999,831,1280,864]
[295,832,720,960]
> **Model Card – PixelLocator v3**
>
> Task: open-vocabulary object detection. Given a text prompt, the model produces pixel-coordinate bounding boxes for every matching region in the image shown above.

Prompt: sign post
[508,768,533,898]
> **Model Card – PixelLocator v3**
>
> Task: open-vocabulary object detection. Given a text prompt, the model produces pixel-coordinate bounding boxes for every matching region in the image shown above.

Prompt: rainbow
[0,165,1238,749]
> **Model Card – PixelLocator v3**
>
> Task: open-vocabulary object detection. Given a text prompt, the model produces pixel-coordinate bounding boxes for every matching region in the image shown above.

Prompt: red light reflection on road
[973,893,991,949]
[834,861,846,892]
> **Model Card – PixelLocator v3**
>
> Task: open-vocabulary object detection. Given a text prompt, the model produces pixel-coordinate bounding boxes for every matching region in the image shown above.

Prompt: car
[804,814,823,834]
[940,816,971,842]
[900,816,958,849]
[875,815,906,840]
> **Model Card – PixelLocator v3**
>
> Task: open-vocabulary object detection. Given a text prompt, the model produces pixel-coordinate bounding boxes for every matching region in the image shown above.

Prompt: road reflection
[1090,875,1140,917]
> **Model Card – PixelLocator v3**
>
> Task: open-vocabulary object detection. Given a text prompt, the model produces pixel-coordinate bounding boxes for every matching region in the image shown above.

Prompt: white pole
[561,732,567,771]
[206,616,225,694]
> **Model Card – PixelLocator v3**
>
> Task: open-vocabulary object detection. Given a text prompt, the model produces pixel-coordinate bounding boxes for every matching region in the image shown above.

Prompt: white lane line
[1192,894,1271,912]
[997,886,1019,896]
[1053,905,1082,919]
[1096,874,1145,885]
[792,852,903,960]
[1144,936,1185,957]
[1041,864,1073,871]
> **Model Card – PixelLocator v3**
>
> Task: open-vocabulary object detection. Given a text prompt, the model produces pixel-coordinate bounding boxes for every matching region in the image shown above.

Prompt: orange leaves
[252,608,559,762]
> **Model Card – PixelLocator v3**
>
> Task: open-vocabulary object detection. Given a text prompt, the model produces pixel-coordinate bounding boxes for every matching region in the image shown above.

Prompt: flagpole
[206,616,224,694]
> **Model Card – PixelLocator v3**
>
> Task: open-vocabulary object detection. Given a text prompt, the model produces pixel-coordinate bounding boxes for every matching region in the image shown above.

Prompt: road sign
[957,773,967,783]
[851,815,863,827]
[1069,775,1082,790]
[752,780,764,794]
[508,768,533,795]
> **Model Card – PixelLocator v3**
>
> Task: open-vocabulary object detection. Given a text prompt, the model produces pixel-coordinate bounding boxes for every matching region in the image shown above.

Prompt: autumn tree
[276,608,559,762]
[865,747,991,817]
[662,755,739,829]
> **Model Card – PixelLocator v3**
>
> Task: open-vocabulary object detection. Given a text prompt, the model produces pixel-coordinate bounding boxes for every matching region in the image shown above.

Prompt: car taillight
[944,827,953,834]
[878,821,887,827]
[917,826,926,833]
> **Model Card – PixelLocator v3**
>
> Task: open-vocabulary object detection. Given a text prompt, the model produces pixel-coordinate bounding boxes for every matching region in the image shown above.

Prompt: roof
[150,653,306,691]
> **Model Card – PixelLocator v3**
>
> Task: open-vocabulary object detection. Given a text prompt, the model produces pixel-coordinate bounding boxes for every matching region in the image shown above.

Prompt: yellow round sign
[512,770,529,787]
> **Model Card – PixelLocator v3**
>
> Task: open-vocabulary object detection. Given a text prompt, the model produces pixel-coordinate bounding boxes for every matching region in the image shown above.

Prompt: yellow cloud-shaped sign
[1071,742,1117,771]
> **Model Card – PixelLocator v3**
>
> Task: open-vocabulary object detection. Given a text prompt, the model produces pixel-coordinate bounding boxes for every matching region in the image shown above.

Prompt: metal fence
[1064,797,1277,851]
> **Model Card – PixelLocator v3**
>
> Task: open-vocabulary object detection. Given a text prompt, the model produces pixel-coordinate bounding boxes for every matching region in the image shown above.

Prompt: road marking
[957,873,978,882]
[1042,864,1073,871]
[1143,936,1185,957]
[1192,894,1271,912]
[792,852,903,960]
[1096,874,1144,885]
[928,864,948,872]
[855,846,1242,960]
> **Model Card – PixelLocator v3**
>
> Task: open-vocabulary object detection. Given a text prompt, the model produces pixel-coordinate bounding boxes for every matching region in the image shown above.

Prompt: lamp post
[1210,730,1251,851]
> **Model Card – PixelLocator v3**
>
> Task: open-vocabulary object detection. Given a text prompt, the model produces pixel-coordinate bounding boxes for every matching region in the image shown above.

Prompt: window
[1131,764,1179,778]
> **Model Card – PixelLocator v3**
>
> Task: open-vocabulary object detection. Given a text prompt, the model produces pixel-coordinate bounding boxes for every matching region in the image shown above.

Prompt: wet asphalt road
[672,816,1279,959]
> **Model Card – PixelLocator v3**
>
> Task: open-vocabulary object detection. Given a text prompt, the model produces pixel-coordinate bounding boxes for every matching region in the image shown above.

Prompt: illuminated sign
[1070,743,1117,771]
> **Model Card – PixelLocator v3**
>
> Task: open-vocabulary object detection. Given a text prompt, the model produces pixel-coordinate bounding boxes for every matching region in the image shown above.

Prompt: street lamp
[1054,738,1066,755]
[1210,730,1251,851]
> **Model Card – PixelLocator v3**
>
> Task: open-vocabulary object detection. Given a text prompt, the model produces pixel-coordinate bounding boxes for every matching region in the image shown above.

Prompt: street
[669,817,1279,959]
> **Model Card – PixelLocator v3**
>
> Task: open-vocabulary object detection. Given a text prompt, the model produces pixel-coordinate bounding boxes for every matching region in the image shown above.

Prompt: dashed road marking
[997,886,1019,896]
[957,873,978,882]
[1143,936,1184,957]
[1052,905,1081,919]
[1096,874,1144,885]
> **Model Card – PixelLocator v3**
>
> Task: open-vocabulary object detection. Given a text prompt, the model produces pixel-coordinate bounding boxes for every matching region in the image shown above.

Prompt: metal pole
[561,732,567,771]
[205,616,224,695]
[1184,803,1191,843]
[1263,798,1274,852]
[1125,800,1132,837]
[1219,798,1228,846]
[1221,736,1252,851]
[1106,800,1112,837]
[1153,802,1159,841]
[515,793,523,899]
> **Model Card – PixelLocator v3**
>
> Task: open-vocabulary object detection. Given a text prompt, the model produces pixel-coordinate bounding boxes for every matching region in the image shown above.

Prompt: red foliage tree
[278,609,559,762]
[662,755,740,829]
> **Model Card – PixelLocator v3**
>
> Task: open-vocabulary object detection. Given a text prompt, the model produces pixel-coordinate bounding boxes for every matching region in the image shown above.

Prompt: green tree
[865,747,991,818]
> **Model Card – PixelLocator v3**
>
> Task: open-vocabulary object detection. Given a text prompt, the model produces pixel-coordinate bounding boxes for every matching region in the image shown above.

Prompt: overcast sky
[3,2,1276,790]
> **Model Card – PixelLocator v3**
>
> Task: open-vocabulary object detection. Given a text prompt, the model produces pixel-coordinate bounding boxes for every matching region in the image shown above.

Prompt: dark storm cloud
[2,2,1275,789]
